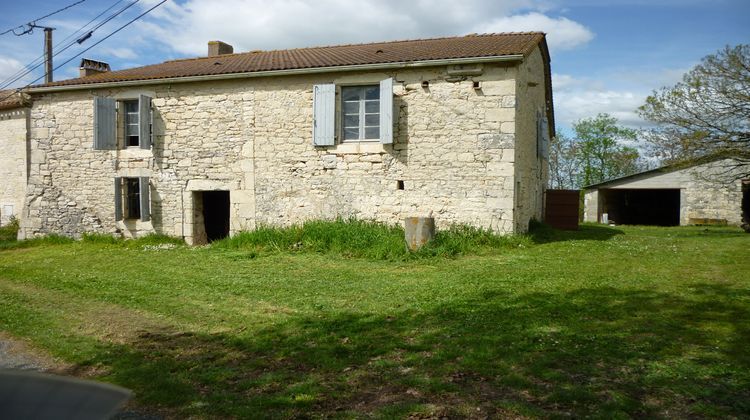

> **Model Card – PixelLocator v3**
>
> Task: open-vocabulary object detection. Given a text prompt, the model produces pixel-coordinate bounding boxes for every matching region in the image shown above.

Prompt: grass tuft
[0,234,74,251]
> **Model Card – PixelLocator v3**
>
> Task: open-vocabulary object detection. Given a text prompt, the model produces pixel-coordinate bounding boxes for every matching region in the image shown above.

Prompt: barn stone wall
[583,159,746,226]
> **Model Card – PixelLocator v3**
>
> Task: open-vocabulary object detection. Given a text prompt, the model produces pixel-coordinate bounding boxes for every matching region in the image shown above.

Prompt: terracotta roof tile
[0,90,26,110]
[37,32,545,88]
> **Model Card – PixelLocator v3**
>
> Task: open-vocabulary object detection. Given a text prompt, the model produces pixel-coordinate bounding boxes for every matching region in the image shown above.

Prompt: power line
[0,0,166,103]
[0,1,137,90]
[1,0,87,36]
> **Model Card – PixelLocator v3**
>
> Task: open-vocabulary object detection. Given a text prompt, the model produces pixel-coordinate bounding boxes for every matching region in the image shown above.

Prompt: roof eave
[27,54,525,93]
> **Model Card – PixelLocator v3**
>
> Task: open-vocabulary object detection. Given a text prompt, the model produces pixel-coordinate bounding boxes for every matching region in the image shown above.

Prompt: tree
[573,113,643,186]
[547,131,579,189]
[638,45,750,178]
[547,114,645,189]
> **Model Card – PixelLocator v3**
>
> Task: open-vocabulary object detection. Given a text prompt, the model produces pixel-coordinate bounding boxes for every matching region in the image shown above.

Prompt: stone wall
[512,46,549,231]
[21,58,549,241]
[583,159,746,225]
[0,108,28,227]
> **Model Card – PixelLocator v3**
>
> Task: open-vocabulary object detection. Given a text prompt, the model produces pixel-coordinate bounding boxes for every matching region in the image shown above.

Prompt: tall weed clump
[213,218,528,260]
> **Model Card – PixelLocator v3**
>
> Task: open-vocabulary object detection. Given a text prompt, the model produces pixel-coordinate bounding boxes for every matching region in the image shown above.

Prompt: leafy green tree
[638,44,750,178]
[547,131,579,189]
[572,113,643,186]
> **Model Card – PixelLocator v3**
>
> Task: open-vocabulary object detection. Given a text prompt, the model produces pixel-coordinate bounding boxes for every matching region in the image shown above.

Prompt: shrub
[0,216,20,242]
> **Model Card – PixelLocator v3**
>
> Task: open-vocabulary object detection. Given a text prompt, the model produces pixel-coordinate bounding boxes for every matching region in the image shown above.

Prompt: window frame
[122,99,140,148]
[124,177,141,219]
[114,176,150,222]
[340,85,381,143]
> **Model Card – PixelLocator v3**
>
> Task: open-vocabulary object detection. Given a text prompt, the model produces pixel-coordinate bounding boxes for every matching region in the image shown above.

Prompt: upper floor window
[124,100,140,147]
[312,78,393,146]
[342,86,380,141]
[93,95,152,150]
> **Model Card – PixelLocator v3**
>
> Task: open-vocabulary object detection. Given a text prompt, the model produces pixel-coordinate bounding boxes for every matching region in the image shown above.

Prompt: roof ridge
[160,32,546,65]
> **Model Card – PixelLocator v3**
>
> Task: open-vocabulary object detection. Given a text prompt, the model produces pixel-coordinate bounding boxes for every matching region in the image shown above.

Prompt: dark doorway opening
[601,188,680,226]
[202,191,230,242]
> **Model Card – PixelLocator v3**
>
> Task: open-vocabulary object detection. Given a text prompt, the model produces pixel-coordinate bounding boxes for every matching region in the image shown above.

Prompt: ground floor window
[115,177,150,222]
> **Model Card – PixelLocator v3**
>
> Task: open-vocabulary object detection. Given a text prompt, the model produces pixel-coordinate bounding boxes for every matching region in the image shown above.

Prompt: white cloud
[99,47,138,60]
[553,73,649,129]
[131,0,592,56]
[0,56,29,89]
[474,12,594,50]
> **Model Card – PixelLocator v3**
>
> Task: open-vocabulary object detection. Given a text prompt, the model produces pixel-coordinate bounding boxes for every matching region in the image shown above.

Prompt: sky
[0,0,748,134]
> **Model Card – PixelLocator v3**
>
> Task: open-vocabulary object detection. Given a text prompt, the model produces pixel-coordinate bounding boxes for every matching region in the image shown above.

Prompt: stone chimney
[208,40,234,56]
[79,58,111,77]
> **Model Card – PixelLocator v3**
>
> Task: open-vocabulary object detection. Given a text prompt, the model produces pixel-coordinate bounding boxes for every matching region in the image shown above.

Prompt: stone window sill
[322,142,387,154]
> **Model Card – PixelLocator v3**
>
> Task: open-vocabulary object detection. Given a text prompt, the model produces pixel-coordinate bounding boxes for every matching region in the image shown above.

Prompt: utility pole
[28,23,55,83]
[44,27,53,83]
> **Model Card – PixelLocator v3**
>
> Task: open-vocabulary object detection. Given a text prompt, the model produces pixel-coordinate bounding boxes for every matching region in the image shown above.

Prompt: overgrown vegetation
[213,219,528,260]
[1,224,748,418]
[0,216,20,242]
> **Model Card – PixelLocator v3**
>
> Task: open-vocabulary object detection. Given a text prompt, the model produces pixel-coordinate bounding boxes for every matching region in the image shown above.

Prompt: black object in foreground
[0,370,132,420]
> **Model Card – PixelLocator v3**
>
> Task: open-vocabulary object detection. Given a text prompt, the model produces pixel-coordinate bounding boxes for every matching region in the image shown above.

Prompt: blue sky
[1,0,748,132]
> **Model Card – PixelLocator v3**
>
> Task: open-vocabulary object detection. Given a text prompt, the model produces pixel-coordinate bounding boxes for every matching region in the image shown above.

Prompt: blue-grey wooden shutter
[312,84,335,146]
[138,94,152,149]
[540,114,550,160]
[379,78,394,144]
[114,177,123,221]
[94,97,117,150]
[139,177,150,222]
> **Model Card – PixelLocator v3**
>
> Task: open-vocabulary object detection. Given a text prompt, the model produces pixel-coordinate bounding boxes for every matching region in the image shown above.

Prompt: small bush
[0,216,20,242]
[213,218,527,260]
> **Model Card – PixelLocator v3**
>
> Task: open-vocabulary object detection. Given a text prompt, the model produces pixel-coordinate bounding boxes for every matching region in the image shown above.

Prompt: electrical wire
[0,0,132,89]
[0,0,87,36]
[0,1,138,90]
[0,0,166,103]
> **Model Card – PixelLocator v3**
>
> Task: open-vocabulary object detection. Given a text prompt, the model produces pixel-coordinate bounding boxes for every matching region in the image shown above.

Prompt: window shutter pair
[94,95,152,150]
[114,177,150,222]
[312,78,394,146]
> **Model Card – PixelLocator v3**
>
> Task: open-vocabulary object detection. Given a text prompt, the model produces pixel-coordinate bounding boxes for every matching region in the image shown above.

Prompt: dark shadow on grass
[68,283,750,418]
[530,223,625,244]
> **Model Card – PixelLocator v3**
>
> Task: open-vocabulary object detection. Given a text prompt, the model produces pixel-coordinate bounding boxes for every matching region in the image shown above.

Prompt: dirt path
[0,331,62,372]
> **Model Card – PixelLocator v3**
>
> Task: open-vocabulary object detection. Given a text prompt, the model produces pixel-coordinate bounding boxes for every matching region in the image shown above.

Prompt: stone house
[583,156,749,226]
[18,33,554,243]
[0,91,29,227]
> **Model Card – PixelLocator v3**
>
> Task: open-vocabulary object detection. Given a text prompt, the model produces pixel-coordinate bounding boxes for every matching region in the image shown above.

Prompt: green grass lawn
[0,224,748,418]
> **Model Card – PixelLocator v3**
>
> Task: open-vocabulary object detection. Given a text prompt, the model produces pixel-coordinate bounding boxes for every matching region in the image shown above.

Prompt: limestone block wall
[512,46,549,231]
[0,108,28,226]
[681,161,744,224]
[21,61,544,240]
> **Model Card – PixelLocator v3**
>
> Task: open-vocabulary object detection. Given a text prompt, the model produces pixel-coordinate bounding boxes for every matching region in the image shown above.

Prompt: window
[312,78,393,146]
[124,100,140,147]
[114,177,150,222]
[94,95,152,150]
[342,86,380,141]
